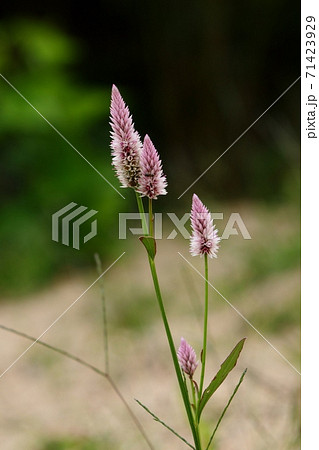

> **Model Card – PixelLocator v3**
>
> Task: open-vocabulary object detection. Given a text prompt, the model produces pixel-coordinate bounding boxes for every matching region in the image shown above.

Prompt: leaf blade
[139,236,157,259]
[135,399,195,449]
[198,338,246,419]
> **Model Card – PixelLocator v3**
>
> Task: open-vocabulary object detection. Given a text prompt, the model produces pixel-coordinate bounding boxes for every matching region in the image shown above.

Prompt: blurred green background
[0,1,299,296]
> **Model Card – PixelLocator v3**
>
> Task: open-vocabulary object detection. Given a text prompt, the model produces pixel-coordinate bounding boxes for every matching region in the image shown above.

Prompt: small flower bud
[177,337,198,378]
[190,194,220,258]
[138,134,167,199]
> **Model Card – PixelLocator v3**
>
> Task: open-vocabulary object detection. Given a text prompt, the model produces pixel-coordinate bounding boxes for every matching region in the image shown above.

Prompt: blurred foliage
[0,0,299,296]
[40,436,112,450]
[0,20,128,296]
[250,296,300,334]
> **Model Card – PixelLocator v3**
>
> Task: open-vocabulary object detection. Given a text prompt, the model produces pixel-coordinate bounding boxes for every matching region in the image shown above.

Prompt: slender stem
[190,380,201,447]
[135,191,148,235]
[136,399,195,450]
[190,380,196,409]
[148,259,202,449]
[199,254,209,399]
[0,324,154,450]
[190,379,197,420]
[149,198,153,237]
[135,194,202,449]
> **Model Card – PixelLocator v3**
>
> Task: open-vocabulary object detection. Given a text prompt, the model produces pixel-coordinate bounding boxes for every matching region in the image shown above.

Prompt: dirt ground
[0,204,300,450]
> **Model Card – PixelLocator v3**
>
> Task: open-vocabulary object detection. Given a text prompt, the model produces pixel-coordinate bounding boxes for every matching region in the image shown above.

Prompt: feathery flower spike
[190,194,220,258]
[138,134,167,199]
[110,85,142,188]
[177,337,198,378]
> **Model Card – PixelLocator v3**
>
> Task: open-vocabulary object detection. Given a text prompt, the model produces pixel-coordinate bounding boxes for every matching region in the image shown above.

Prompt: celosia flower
[138,134,167,199]
[190,194,220,258]
[177,337,198,378]
[109,84,142,188]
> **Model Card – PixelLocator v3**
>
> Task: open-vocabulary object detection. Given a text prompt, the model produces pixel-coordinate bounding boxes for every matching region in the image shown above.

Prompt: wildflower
[190,194,220,258]
[177,337,198,378]
[138,134,167,199]
[109,84,142,188]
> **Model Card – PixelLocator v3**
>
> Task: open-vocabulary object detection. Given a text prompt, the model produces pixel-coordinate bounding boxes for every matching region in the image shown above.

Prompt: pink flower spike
[109,85,142,188]
[177,337,198,378]
[138,134,167,199]
[190,194,220,258]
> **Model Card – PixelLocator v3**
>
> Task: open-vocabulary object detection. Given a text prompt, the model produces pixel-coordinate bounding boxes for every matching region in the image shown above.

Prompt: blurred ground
[0,202,300,450]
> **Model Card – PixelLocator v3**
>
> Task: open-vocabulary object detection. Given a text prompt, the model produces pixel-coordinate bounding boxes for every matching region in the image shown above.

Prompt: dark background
[0,0,300,295]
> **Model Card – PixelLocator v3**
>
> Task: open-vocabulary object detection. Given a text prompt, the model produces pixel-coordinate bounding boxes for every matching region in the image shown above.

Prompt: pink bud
[177,337,198,378]
[190,194,220,258]
[138,134,167,199]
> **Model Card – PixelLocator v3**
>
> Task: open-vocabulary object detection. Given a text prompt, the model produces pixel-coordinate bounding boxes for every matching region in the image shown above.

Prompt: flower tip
[111,83,119,93]
[192,193,200,203]
[143,134,151,146]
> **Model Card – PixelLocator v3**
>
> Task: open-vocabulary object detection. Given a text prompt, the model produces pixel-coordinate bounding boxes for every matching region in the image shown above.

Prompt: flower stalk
[149,198,153,237]
[135,193,202,449]
[199,253,209,398]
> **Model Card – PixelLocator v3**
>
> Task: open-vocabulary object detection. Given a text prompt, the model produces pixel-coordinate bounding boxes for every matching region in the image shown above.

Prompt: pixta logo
[52,202,98,250]
[118,213,251,240]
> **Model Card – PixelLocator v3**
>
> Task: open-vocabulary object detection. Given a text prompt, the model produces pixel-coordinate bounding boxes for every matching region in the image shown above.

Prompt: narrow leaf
[135,399,195,450]
[198,338,246,419]
[139,236,157,259]
[206,368,247,449]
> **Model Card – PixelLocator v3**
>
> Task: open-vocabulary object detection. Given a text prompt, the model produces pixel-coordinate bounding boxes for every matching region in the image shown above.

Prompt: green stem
[135,191,148,235]
[190,379,196,412]
[134,191,202,449]
[199,254,209,399]
[148,259,201,449]
[149,198,153,237]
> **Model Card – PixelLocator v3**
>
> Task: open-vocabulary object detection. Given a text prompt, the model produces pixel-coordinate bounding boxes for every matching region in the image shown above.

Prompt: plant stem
[199,254,209,399]
[135,191,148,235]
[148,258,201,449]
[135,191,202,449]
[149,198,153,237]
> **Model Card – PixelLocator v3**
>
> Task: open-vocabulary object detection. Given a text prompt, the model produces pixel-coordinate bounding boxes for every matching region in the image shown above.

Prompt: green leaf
[205,368,247,449]
[139,236,157,259]
[135,399,195,449]
[198,338,246,419]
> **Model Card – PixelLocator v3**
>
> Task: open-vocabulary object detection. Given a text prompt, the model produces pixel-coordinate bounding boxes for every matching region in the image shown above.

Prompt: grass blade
[206,368,247,450]
[136,399,195,449]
